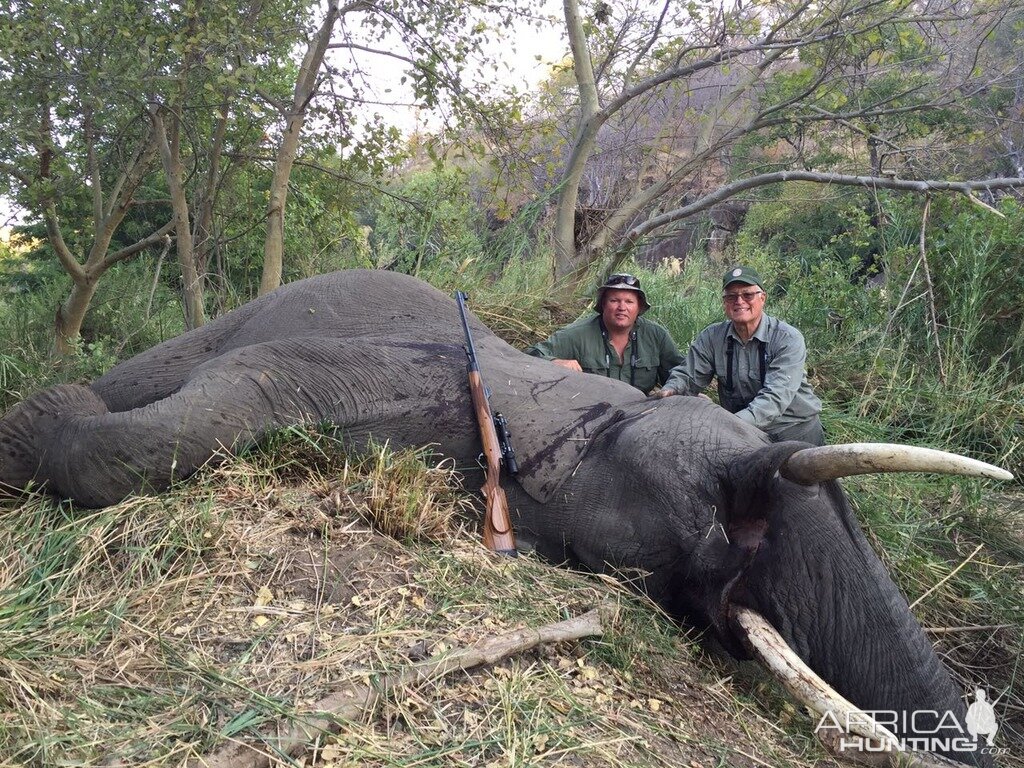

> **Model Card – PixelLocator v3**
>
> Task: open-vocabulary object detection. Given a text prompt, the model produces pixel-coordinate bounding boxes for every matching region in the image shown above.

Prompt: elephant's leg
[89,302,261,411]
[88,270,476,413]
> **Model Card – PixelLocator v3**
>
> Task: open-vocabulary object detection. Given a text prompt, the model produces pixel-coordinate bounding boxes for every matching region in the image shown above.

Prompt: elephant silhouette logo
[965,688,998,746]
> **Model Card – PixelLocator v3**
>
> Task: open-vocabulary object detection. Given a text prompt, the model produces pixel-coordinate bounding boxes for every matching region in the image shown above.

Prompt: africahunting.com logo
[814,689,1007,757]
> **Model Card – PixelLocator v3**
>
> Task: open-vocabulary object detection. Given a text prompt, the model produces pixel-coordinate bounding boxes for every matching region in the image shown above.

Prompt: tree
[546,0,1024,292]
[0,0,316,351]
[1,0,545,348]
[258,0,368,295]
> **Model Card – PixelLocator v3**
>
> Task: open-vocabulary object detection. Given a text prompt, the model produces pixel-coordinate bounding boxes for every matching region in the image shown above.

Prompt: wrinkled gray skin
[0,270,985,765]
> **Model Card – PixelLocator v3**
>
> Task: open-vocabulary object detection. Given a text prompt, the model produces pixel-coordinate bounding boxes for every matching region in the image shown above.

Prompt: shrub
[369,168,487,277]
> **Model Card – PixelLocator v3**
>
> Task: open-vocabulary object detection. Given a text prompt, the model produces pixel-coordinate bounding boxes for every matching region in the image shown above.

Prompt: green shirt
[663,313,821,433]
[525,315,683,395]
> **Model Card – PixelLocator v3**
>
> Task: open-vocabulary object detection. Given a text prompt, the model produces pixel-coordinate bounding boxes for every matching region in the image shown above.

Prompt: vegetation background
[1,0,1022,765]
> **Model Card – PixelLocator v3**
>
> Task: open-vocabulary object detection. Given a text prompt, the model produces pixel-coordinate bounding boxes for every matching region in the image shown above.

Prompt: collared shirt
[525,314,683,395]
[663,313,821,432]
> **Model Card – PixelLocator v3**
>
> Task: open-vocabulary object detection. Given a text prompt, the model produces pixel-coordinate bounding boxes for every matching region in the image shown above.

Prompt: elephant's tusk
[779,443,1014,485]
[733,606,901,748]
[732,607,966,768]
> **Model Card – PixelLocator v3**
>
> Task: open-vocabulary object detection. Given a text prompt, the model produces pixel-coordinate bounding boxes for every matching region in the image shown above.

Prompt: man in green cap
[525,273,683,395]
[653,266,824,445]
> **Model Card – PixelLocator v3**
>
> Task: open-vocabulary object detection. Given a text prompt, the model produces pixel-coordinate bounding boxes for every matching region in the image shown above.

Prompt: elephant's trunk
[1,367,280,506]
[0,385,109,496]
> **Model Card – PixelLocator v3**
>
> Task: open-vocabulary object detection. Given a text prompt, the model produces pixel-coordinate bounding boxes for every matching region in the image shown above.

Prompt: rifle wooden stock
[455,290,517,557]
[466,368,517,555]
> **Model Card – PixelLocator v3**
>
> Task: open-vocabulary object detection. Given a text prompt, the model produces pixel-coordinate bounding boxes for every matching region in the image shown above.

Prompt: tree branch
[84,104,103,237]
[103,113,160,226]
[184,606,610,768]
[326,42,415,68]
[0,161,33,187]
[43,205,85,283]
[619,171,1024,251]
[102,220,177,268]
[621,1,671,91]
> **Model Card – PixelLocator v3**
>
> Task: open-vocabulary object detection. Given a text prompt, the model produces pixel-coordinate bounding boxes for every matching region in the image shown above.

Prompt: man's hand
[551,359,583,372]
[648,389,711,401]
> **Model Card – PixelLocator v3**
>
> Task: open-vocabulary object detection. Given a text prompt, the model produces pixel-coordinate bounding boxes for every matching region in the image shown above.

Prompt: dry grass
[0,431,839,768]
[333,440,473,543]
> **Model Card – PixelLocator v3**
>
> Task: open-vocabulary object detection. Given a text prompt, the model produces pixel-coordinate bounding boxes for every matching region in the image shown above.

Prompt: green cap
[722,266,764,290]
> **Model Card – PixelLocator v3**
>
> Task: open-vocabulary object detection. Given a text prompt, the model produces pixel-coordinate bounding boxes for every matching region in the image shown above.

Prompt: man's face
[601,289,641,332]
[722,281,766,326]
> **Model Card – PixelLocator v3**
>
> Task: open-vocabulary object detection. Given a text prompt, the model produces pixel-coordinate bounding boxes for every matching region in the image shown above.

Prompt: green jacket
[525,315,683,394]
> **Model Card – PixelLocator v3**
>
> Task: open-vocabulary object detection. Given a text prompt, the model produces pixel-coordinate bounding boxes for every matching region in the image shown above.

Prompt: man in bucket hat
[525,273,683,395]
[653,266,824,445]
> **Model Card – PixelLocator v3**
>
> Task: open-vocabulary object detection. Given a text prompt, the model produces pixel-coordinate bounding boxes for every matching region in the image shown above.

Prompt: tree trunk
[552,0,603,293]
[193,99,231,289]
[258,0,344,296]
[54,278,100,355]
[259,111,305,296]
[153,106,206,330]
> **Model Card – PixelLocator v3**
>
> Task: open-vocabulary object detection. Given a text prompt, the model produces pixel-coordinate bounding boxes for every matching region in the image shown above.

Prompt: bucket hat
[593,273,650,314]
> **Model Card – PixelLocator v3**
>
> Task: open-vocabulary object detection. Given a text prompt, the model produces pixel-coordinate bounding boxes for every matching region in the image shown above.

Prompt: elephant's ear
[723,441,808,543]
[477,344,646,504]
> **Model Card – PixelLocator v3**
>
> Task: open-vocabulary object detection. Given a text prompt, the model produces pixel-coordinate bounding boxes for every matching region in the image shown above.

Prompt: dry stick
[909,543,984,610]
[188,605,611,768]
[918,195,946,383]
[145,234,172,322]
[925,624,1013,635]
[861,243,924,416]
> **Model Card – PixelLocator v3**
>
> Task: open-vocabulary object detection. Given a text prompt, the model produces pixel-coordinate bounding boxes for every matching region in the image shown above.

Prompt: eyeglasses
[606,274,640,287]
[722,290,763,304]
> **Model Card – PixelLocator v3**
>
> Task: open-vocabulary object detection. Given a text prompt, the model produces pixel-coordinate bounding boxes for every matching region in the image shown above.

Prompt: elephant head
[0,269,1010,766]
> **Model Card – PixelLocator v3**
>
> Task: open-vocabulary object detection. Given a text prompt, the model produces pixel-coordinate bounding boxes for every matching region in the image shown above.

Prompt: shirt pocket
[633,363,658,391]
[741,355,769,392]
[579,354,610,375]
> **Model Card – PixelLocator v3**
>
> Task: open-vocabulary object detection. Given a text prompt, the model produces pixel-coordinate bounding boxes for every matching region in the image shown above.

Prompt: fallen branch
[187,605,611,768]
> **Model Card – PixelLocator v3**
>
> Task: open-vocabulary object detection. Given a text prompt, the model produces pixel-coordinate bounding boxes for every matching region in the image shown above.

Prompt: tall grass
[0,260,184,411]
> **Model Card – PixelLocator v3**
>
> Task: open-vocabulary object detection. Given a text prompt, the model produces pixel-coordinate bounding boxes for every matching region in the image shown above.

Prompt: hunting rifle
[455,291,518,557]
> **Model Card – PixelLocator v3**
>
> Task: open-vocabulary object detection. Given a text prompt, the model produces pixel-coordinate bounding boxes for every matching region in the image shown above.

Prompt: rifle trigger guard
[476,452,486,469]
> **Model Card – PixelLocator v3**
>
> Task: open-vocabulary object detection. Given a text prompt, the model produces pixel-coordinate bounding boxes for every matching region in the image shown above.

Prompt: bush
[369,168,487,277]
[0,260,184,410]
